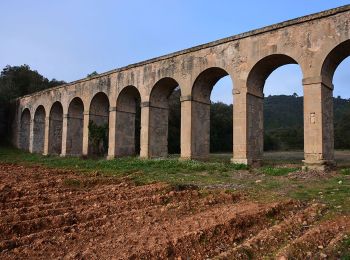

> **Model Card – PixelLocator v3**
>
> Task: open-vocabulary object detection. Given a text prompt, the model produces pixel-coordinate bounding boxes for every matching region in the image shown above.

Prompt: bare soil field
[1,163,349,259]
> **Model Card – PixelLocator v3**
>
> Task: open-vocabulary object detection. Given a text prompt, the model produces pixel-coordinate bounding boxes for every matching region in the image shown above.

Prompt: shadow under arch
[114,85,141,157]
[190,67,232,160]
[148,77,181,158]
[48,101,63,155]
[19,108,31,151]
[246,54,303,164]
[67,97,84,156]
[33,105,46,153]
[88,92,110,156]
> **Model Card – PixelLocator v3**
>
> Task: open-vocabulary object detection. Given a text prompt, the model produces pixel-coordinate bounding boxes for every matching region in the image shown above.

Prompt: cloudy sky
[1,0,349,103]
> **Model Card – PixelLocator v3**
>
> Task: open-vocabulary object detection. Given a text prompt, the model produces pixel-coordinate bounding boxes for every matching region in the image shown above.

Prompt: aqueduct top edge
[17,4,350,100]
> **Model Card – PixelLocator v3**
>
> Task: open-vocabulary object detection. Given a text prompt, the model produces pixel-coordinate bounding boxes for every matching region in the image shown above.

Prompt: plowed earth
[0,164,349,259]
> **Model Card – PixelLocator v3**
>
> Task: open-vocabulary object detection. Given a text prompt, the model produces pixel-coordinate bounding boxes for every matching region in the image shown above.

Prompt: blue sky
[1,0,349,103]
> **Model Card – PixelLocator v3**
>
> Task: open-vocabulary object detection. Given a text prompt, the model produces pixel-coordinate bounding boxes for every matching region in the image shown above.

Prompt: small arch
[321,40,350,83]
[247,54,298,96]
[19,108,31,151]
[114,86,141,157]
[48,101,63,155]
[190,67,233,159]
[66,97,84,156]
[88,92,110,156]
[33,105,46,153]
[192,67,229,103]
[148,77,181,157]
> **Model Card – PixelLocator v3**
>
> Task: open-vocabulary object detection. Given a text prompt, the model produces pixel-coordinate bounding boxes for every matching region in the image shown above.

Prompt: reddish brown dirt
[0,163,349,259]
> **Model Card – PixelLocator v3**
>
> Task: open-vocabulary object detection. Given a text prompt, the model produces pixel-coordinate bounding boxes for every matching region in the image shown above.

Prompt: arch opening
[191,67,233,160]
[67,97,84,156]
[88,92,109,157]
[48,102,63,155]
[247,54,303,164]
[33,106,46,153]
[149,77,181,158]
[324,40,350,166]
[19,108,30,151]
[115,86,141,157]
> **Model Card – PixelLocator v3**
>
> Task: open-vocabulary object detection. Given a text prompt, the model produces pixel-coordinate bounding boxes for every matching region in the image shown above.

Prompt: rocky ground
[0,163,349,259]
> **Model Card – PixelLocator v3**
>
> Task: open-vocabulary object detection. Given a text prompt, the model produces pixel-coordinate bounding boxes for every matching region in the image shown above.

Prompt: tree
[87,71,99,78]
[0,64,65,141]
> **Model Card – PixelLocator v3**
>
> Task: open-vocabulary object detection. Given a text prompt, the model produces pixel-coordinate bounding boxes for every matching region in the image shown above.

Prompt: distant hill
[263,94,350,151]
[166,93,350,153]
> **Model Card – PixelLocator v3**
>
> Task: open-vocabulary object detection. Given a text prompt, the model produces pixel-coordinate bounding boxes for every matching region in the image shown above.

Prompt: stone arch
[149,77,181,157]
[88,92,110,156]
[320,39,350,165]
[48,102,63,155]
[190,67,232,159]
[19,108,31,151]
[66,97,84,156]
[321,39,350,83]
[246,54,303,162]
[114,86,141,157]
[32,105,46,153]
[247,54,299,96]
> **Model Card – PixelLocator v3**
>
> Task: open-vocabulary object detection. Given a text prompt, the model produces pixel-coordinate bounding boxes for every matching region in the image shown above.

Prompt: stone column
[60,114,68,157]
[231,87,263,166]
[107,107,117,160]
[140,102,150,158]
[303,76,335,170]
[43,117,50,155]
[191,97,211,160]
[115,109,137,157]
[82,111,90,157]
[180,96,192,160]
[28,119,34,153]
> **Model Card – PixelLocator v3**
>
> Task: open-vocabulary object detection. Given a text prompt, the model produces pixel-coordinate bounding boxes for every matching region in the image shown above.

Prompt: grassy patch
[340,168,350,176]
[0,146,247,185]
[260,166,298,176]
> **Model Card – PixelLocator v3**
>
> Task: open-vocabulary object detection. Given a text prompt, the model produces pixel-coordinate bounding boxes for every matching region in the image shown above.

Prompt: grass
[0,146,247,185]
[260,166,298,176]
[340,168,350,175]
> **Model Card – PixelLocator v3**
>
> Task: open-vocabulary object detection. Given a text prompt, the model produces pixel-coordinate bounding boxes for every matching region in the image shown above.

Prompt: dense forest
[0,65,349,152]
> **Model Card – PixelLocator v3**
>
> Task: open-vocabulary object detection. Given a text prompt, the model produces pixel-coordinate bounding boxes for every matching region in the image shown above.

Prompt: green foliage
[0,65,65,139]
[0,64,65,104]
[264,95,304,151]
[261,167,298,176]
[210,102,233,152]
[340,168,350,175]
[88,121,108,155]
[87,71,99,78]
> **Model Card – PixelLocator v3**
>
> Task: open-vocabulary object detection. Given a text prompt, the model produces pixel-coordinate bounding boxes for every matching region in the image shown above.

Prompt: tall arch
[246,54,302,163]
[148,77,180,157]
[321,40,350,83]
[66,97,84,156]
[88,92,110,156]
[19,108,31,151]
[114,86,141,157]
[48,102,63,154]
[191,67,231,159]
[320,40,350,165]
[33,106,46,153]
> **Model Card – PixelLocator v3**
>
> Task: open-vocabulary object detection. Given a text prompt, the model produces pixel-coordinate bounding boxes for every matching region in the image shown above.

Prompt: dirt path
[0,163,349,259]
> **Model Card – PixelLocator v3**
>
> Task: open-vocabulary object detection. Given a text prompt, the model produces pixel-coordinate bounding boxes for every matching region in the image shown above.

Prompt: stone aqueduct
[12,5,350,169]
